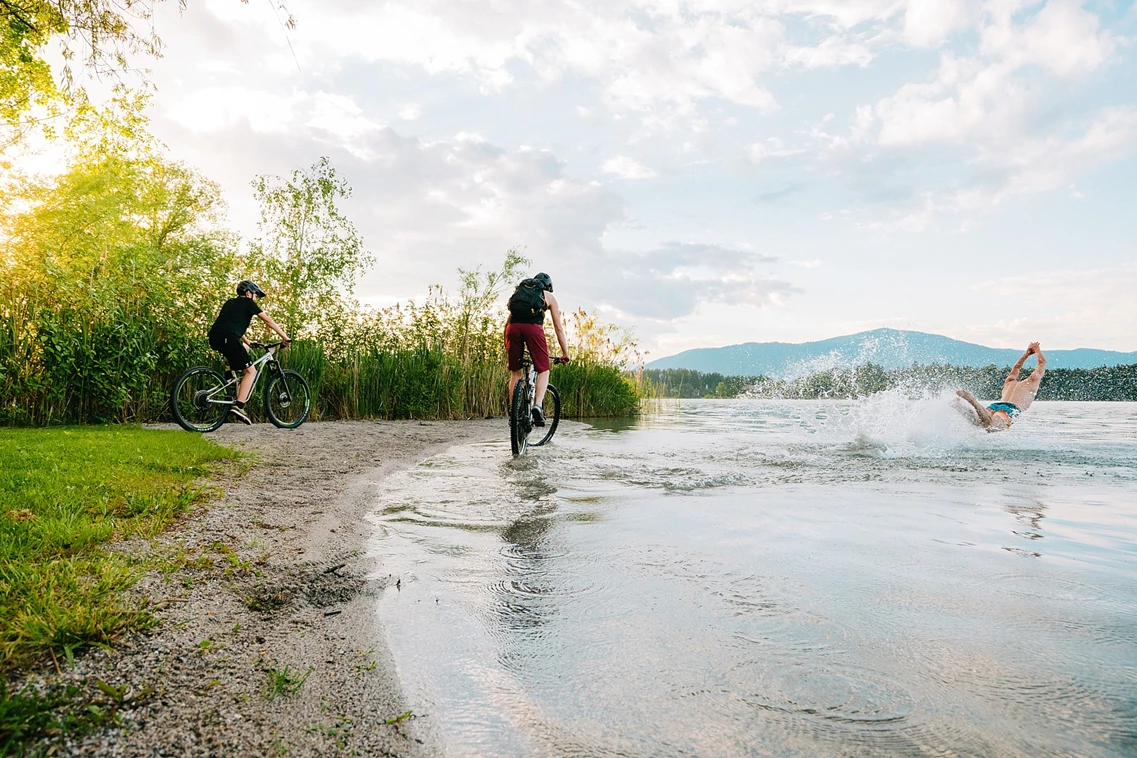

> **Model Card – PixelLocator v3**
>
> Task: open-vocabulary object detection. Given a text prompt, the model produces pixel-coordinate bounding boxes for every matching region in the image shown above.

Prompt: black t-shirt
[209,297,262,339]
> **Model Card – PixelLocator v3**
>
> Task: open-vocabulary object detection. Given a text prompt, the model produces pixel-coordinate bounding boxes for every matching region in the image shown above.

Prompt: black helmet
[237,280,266,298]
[533,272,553,292]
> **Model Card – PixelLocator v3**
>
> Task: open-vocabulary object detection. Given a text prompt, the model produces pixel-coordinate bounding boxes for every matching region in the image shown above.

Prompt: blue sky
[94,0,1137,357]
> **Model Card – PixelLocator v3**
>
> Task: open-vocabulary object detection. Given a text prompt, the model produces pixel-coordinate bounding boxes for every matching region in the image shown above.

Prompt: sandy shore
[41,419,500,757]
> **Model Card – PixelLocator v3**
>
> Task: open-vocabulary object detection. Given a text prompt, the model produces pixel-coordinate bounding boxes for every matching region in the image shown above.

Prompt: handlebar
[249,341,288,350]
[552,356,570,365]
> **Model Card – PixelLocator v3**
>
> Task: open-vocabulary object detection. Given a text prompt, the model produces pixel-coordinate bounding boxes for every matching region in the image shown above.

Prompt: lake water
[368,397,1137,757]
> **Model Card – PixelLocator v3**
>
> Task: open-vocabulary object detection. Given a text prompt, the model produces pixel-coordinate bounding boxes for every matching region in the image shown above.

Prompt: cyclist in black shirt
[208,280,290,424]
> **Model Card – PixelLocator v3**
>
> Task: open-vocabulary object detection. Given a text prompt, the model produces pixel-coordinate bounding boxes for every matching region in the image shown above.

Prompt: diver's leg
[955,389,993,427]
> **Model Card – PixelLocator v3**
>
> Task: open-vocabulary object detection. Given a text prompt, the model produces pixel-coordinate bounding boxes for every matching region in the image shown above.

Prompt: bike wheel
[171,366,231,433]
[264,370,311,429]
[510,378,531,456]
[530,385,561,447]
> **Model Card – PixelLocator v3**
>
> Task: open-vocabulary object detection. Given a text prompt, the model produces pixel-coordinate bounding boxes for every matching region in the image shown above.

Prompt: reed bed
[0,143,642,425]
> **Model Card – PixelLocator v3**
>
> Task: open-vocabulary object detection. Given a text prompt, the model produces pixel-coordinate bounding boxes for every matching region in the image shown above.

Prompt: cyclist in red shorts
[504,272,570,426]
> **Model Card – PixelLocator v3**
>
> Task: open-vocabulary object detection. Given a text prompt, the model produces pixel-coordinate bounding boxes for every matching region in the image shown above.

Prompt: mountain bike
[171,342,311,432]
[510,354,566,456]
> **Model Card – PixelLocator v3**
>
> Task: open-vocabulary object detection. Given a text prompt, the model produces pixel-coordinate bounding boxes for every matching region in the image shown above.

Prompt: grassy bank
[0,427,237,670]
[1,426,237,752]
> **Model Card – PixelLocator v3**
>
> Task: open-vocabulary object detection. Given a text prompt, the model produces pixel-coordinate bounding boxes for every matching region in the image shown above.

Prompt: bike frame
[203,344,290,407]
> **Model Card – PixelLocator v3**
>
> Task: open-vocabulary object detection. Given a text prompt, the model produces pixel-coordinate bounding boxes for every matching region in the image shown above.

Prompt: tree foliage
[249,156,371,338]
[646,364,1137,401]
[1,0,294,135]
[0,104,642,424]
[1,95,234,422]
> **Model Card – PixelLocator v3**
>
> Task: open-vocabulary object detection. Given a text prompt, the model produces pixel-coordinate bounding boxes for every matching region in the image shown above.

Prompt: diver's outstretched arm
[955,389,993,427]
[1006,344,1035,383]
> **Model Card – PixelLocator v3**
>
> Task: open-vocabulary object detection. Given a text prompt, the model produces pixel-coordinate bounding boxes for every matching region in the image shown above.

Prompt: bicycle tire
[171,366,230,433]
[264,369,311,429]
[530,385,561,447]
[510,378,531,456]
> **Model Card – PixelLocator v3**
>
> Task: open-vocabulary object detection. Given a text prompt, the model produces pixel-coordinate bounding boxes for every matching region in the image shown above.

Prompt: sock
[235,400,245,409]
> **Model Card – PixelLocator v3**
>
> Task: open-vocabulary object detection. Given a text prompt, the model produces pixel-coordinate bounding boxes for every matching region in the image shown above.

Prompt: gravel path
[41,419,501,757]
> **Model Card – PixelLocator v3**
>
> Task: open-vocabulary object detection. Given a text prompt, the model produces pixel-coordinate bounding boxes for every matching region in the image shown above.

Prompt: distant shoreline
[644,365,1137,402]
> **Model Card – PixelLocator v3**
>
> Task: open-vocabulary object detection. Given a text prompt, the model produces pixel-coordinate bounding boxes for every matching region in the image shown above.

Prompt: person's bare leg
[534,370,551,408]
[955,389,993,427]
[238,366,256,403]
[508,369,523,404]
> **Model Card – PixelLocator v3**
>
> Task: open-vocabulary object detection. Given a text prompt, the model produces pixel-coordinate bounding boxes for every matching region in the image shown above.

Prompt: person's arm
[546,293,570,360]
[1006,344,1034,383]
[256,311,290,344]
[1030,344,1046,379]
[503,312,512,345]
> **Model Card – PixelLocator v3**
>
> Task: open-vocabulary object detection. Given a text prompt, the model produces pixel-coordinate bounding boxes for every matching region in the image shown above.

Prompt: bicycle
[510,354,566,456]
[171,342,311,432]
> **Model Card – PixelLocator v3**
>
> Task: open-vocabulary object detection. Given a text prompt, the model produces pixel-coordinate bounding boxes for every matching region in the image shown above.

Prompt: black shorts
[209,334,252,371]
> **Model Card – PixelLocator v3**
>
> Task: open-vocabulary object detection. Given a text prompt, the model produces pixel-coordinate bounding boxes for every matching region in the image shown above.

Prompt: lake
[369,397,1137,757]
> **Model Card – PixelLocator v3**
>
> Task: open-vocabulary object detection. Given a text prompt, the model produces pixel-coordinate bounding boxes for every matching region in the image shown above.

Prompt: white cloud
[579,242,796,321]
[981,0,1116,77]
[903,0,972,47]
[969,264,1137,349]
[746,137,808,162]
[398,105,422,121]
[165,86,304,133]
[783,35,875,68]
[602,156,658,179]
[810,0,1133,229]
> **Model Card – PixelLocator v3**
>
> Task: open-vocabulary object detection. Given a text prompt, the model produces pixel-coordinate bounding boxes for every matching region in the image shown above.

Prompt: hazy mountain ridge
[647,329,1137,377]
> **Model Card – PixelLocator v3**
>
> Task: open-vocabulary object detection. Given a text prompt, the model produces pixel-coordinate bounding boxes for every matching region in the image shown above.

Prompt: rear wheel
[510,379,531,456]
[171,367,231,433]
[530,385,561,447]
[264,369,311,429]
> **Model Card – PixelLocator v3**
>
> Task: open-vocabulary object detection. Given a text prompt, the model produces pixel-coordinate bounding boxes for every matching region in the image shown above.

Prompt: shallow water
[369,398,1137,757]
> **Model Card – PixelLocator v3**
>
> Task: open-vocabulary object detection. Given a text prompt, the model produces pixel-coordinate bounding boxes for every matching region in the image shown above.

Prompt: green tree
[0,96,234,422]
[1,0,293,136]
[250,156,371,338]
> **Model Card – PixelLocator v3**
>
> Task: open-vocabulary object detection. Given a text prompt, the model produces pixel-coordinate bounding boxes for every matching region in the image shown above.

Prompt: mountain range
[647,329,1137,377]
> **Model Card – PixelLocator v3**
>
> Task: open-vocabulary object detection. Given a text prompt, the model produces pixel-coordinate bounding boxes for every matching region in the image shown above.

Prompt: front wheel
[171,366,231,433]
[530,385,561,447]
[264,370,311,429]
[510,379,531,456]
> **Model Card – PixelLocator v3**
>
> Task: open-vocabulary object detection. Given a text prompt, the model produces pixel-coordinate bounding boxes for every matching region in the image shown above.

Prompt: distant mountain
[647,329,1137,377]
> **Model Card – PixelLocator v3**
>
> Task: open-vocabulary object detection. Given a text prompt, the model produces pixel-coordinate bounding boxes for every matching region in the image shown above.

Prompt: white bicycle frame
[204,344,282,406]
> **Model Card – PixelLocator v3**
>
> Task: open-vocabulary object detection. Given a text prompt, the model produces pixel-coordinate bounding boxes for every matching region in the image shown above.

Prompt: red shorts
[506,322,549,372]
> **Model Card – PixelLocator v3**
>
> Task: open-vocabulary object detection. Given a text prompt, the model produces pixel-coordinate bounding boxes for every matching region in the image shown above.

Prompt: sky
[70,0,1137,357]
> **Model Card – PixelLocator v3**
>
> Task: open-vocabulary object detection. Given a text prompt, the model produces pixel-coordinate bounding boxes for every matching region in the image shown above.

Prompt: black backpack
[508,278,548,321]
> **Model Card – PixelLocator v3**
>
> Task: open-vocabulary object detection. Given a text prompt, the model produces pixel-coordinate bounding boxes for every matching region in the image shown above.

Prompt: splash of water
[777,330,913,380]
[802,386,984,458]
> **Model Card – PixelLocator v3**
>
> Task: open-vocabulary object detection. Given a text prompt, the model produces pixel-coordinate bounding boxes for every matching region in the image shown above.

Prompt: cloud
[808,1,1133,228]
[903,0,971,47]
[576,242,796,321]
[601,156,657,179]
[969,264,1137,349]
[747,137,808,163]
[397,105,422,121]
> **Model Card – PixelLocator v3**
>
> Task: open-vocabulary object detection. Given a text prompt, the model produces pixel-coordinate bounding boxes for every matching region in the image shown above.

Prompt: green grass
[263,665,311,701]
[0,426,239,671]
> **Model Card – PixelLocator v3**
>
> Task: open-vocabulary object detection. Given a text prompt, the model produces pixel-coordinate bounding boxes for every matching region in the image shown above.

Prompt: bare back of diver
[953,343,1046,431]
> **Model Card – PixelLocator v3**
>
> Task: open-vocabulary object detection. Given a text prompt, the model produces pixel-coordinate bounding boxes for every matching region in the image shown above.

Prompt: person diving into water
[953,343,1046,431]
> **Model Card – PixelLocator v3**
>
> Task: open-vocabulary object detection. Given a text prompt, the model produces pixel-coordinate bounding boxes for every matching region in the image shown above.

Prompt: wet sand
[39,419,500,757]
